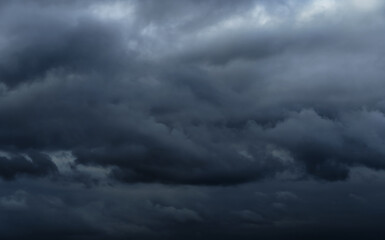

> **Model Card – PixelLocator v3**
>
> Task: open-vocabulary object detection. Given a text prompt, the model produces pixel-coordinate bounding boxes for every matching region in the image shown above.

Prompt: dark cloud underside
[0,0,384,239]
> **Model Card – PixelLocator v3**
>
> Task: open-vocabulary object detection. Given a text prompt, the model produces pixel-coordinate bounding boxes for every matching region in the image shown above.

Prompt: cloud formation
[0,0,384,185]
[0,0,385,238]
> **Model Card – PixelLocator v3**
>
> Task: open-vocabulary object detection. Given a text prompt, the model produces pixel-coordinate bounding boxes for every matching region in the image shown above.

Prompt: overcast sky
[0,0,385,239]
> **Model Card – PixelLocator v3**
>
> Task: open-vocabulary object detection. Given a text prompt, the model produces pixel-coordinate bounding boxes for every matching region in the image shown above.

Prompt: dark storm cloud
[1,2,385,239]
[0,173,384,240]
[0,0,385,187]
[0,5,129,88]
[263,110,385,180]
[0,1,381,239]
[0,152,57,180]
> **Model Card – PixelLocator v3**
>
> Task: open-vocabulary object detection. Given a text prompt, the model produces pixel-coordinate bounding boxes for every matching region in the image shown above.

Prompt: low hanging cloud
[0,0,385,186]
[0,152,57,180]
[1,1,385,239]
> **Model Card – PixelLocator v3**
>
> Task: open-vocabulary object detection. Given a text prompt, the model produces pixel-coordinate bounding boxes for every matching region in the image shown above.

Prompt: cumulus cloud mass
[0,0,385,239]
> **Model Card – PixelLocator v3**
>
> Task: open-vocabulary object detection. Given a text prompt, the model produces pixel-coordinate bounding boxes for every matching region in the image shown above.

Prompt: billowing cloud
[0,0,384,184]
[0,0,384,239]
[0,152,57,180]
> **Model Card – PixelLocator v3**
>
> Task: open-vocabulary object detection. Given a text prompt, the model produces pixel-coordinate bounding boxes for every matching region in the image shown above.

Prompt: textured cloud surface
[0,0,385,239]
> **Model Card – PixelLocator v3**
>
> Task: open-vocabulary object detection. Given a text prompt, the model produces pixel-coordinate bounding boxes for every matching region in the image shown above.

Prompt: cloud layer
[0,0,385,239]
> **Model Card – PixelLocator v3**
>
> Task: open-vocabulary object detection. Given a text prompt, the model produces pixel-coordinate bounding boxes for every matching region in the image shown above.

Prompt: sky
[0,0,385,239]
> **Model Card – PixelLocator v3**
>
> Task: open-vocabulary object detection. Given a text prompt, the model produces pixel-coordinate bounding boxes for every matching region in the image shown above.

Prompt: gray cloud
[0,0,385,238]
[0,152,57,180]
[0,0,383,184]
